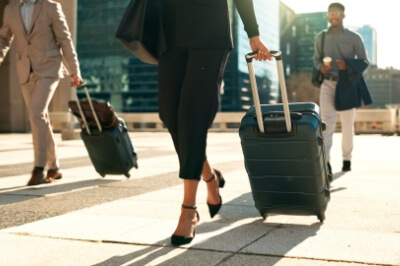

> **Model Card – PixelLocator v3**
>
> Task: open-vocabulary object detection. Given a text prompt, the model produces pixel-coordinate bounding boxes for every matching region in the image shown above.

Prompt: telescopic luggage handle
[71,84,103,135]
[245,50,292,133]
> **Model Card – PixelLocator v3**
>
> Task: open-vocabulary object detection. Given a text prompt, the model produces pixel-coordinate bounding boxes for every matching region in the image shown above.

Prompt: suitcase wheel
[317,212,326,223]
[100,173,106,178]
[259,211,267,220]
[325,188,331,198]
[125,173,130,178]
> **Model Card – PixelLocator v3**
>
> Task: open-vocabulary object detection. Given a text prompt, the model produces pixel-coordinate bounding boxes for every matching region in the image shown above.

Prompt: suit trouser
[158,47,229,180]
[20,73,60,169]
[320,79,356,163]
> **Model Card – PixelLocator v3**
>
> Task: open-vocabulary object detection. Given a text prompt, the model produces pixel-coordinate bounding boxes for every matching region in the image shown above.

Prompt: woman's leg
[158,48,228,240]
[158,47,188,163]
[177,48,229,179]
[172,179,199,237]
[202,160,221,205]
[159,48,199,239]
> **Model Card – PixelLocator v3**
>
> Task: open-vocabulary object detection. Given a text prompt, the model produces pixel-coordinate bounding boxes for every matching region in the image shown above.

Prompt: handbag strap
[321,31,326,59]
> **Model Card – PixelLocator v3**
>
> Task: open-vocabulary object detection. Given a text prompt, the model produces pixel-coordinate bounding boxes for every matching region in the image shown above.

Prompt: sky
[280,0,399,69]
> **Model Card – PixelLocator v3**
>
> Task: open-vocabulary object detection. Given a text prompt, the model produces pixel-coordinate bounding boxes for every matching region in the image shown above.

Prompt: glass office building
[225,0,280,110]
[280,2,297,78]
[279,8,327,77]
[355,25,377,65]
[295,12,327,72]
[77,0,280,112]
[365,67,400,108]
[77,0,159,112]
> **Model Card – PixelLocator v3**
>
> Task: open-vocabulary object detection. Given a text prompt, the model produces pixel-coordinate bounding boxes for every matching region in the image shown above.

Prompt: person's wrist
[250,35,260,41]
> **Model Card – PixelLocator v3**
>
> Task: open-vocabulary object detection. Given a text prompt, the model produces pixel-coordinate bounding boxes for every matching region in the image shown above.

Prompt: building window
[286,65,291,76]
[292,26,296,37]
[286,11,291,24]
[286,43,291,55]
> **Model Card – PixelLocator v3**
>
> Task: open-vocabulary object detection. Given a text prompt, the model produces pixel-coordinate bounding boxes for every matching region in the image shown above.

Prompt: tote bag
[115,0,163,64]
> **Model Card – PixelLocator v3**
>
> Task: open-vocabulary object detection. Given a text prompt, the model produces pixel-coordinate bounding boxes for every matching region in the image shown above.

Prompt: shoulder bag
[311,31,326,88]
[115,0,165,65]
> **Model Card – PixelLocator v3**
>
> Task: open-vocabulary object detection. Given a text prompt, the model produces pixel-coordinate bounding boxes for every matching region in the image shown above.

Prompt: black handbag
[311,31,326,88]
[115,0,165,64]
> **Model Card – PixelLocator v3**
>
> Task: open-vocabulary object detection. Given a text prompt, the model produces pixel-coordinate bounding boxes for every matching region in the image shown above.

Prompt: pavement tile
[192,219,276,252]
[3,213,161,242]
[220,254,368,266]
[0,233,230,266]
[242,225,400,265]
[1,132,400,266]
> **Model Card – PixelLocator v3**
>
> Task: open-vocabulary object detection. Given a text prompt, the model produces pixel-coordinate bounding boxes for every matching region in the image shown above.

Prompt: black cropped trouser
[158,47,229,180]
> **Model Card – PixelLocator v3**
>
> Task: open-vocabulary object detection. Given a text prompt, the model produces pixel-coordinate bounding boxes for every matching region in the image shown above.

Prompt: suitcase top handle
[245,50,292,133]
[246,50,282,62]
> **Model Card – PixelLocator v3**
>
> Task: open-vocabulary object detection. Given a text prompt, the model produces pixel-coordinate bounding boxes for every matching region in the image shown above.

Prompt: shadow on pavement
[0,179,119,205]
[332,171,347,182]
[93,193,322,265]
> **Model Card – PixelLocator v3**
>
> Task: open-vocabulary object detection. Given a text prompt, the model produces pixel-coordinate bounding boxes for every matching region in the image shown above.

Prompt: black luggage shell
[81,119,138,178]
[240,103,329,220]
[240,52,330,222]
[70,86,138,178]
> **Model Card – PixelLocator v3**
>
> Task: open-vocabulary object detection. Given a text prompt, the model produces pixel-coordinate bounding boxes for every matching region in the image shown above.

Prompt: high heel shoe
[171,205,200,246]
[204,169,225,218]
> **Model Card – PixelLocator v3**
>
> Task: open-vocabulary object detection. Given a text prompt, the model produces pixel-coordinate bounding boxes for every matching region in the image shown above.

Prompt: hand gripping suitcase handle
[71,85,103,135]
[245,50,292,133]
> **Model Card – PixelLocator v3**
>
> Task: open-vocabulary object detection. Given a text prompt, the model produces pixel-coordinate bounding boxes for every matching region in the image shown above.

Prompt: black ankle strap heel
[204,169,225,218]
[181,205,197,210]
[171,205,200,246]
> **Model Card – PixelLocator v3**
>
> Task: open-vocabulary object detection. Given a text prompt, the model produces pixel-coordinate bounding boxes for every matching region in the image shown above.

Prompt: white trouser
[320,80,355,162]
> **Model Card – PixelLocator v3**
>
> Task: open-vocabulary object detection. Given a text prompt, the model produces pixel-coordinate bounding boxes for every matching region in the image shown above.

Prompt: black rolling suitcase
[69,86,138,178]
[239,51,330,222]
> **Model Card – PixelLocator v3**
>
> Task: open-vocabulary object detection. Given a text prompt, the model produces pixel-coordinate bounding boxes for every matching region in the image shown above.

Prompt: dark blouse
[160,0,259,49]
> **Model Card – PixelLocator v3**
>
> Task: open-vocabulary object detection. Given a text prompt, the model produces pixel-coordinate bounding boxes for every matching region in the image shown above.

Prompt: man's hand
[249,36,272,61]
[336,59,347,70]
[71,73,83,87]
[320,64,331,74]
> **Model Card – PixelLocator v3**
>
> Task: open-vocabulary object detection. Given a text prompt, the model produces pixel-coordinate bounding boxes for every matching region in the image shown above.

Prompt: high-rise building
[77,0,158,112]
[364,66,400,108]
[77,0,280,113]
[280,2,297,78]
[355,25,377,65]
[295,12,327,72]
[279,6,327,76]
[224,0,280,110]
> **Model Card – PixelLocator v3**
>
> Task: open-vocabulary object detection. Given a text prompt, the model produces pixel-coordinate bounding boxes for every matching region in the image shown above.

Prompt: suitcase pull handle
[72,85,103,135]
[245,50,292,133]
[245,50,282,62]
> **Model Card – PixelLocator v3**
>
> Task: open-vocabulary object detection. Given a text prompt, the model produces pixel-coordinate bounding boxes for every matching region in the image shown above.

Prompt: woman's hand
[249,36,272,61]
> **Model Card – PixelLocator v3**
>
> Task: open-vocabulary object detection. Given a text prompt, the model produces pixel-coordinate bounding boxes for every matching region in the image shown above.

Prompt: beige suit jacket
[0,0,80,85]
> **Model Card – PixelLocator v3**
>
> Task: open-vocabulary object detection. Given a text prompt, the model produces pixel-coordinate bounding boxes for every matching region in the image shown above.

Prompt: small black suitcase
[70,86,138,178]
[239,51,330,222]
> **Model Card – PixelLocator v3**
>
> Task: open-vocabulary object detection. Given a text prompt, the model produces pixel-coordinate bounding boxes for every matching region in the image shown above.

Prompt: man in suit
[0,0,83,185]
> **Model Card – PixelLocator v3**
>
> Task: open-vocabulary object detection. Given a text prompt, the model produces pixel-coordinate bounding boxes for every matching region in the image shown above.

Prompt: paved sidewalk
[0,132,399,265]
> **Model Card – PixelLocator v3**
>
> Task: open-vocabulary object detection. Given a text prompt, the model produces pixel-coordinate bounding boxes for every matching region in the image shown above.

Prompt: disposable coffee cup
[323,57,332,67]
